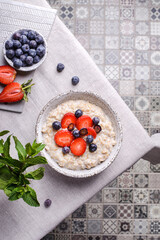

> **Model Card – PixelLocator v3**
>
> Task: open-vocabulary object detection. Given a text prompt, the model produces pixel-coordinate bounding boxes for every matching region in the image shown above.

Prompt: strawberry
[70,138,86,156]
[87,127,97,139]
[0,79,34,103]
[0,65,16,85]
[54,130,74,147]
[61,113,77,129]
[76,115,93,130]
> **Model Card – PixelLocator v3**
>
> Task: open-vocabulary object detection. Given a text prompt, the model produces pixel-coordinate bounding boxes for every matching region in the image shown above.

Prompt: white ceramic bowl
[35,91,123,178]
[3,29,47,72]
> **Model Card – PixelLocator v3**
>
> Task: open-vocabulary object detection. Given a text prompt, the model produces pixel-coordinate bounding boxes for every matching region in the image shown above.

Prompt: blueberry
[20,35,29,44]
[25,56,33,66]
[57,63,65,72]
[29,40,37,49]
[67,123,75,131]
[62,146,70,154]
[93,125,102,134]
[89,143,97,152]
[79,128,88,136]
[75,109,83,118]
[29,49,36,57]
[15,48,23,57]
[22,62,27,67]
[28,30,36,40]
[11,57,18,63]
[36,44,45,58]
[73,129,80,138]
[44,199,52,208]
[33,55,40,64]
[22,44,30,53]
[13,40,21,49]
[92,117,100,125]
[35,34,44,44]
[12,32,21,40]
[5,40,14,49]
[13,59,22,69]
[86,135,94,144]
[21,30,28,36]
[20,54,27,62]
[72,76,79,86]
[6,49,15,59]
[52,121,61,130]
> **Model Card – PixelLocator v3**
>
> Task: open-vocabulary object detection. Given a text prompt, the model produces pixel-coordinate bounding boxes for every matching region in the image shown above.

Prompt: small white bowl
[35,91,123,178]
[3,29,47,72]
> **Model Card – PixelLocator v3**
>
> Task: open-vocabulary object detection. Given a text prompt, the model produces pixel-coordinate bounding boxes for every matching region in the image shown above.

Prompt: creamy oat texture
[42,100,116,170]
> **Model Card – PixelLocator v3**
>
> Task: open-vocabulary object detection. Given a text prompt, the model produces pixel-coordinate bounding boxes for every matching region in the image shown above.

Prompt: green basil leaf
[3,135,11,158]
[0,130,9,136]
[13,136,26,162]
[0,166,15,190]
[22,186,40,207]
[0,156,23,169]
[25,167,45,180]
[0,139,4,154]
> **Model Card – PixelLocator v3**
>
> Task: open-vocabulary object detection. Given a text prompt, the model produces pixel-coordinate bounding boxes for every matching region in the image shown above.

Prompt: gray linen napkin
[0,0,159,240]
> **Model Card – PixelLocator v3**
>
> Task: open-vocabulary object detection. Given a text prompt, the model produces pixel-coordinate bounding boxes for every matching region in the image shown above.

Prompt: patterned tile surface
[43,0,160,239]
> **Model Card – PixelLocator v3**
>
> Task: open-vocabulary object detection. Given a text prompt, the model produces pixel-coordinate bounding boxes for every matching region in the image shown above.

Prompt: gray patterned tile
[103,220,117,234]
[90,35,104,49]
[150,97,160,111]
[119,189,133,203]
[87,204,103,219]
[87,220,102,234]
[55,218,71,233]
[135,81,149,96]
[118,205,134,219]
[134,189,149,204]
[72,205,86,218]
[133,220,148,234]
[71,219,87,234]
[134,205,148,219]
[105,50,119,65]
[135,51,150,65]
[103,189,117,203]
[75,21,88,34]
[149,205,160,219]
[105,21,119,35]
[90,6,104,20]
[118,220,133,234]
[135,96,150,111]
[103,205,117,219]
[76,6,88,19]
[150,221,160,234]
[122,96,134,110]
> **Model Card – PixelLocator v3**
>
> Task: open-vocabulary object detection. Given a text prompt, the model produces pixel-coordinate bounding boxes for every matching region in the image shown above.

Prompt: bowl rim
[35,90,123,178]
[3,28,47,72]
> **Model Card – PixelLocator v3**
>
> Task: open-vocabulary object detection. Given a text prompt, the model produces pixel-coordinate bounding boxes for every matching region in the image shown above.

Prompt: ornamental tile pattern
[43,1,160,239]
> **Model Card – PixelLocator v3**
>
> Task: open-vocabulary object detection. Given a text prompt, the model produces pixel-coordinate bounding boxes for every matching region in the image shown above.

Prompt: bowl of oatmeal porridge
[35,91,122,178]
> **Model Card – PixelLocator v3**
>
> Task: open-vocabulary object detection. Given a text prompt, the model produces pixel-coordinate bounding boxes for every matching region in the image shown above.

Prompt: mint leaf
[0,130,9,136]
[0,156,23,169]
[18,174,30,185]
[13,136,26,162]
[0,139,4,154]
[3,135,11,158]
[22,186,40,207]
[8,186,24,201]
[4,184,18,197]
[24,156,47,168]
[0,166,15,190]
[25,167,45,180]
[25,143,36,156]
[31,140,45,156]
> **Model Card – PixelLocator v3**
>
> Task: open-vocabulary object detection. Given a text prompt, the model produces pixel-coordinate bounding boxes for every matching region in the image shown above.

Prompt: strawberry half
[0,79,34,103]
[87,127,97,139]
[54,130,74,147]
[76,115,93,130]
[0,65,16,85]
[61,113,77,129]
[70,138,86,156]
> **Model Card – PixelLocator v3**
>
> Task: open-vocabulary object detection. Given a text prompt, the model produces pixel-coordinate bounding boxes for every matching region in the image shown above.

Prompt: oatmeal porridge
[42,100,116,170]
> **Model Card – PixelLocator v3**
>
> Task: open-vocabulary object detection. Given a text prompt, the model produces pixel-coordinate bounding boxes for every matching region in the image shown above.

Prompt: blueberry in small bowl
[3,29,47,71]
